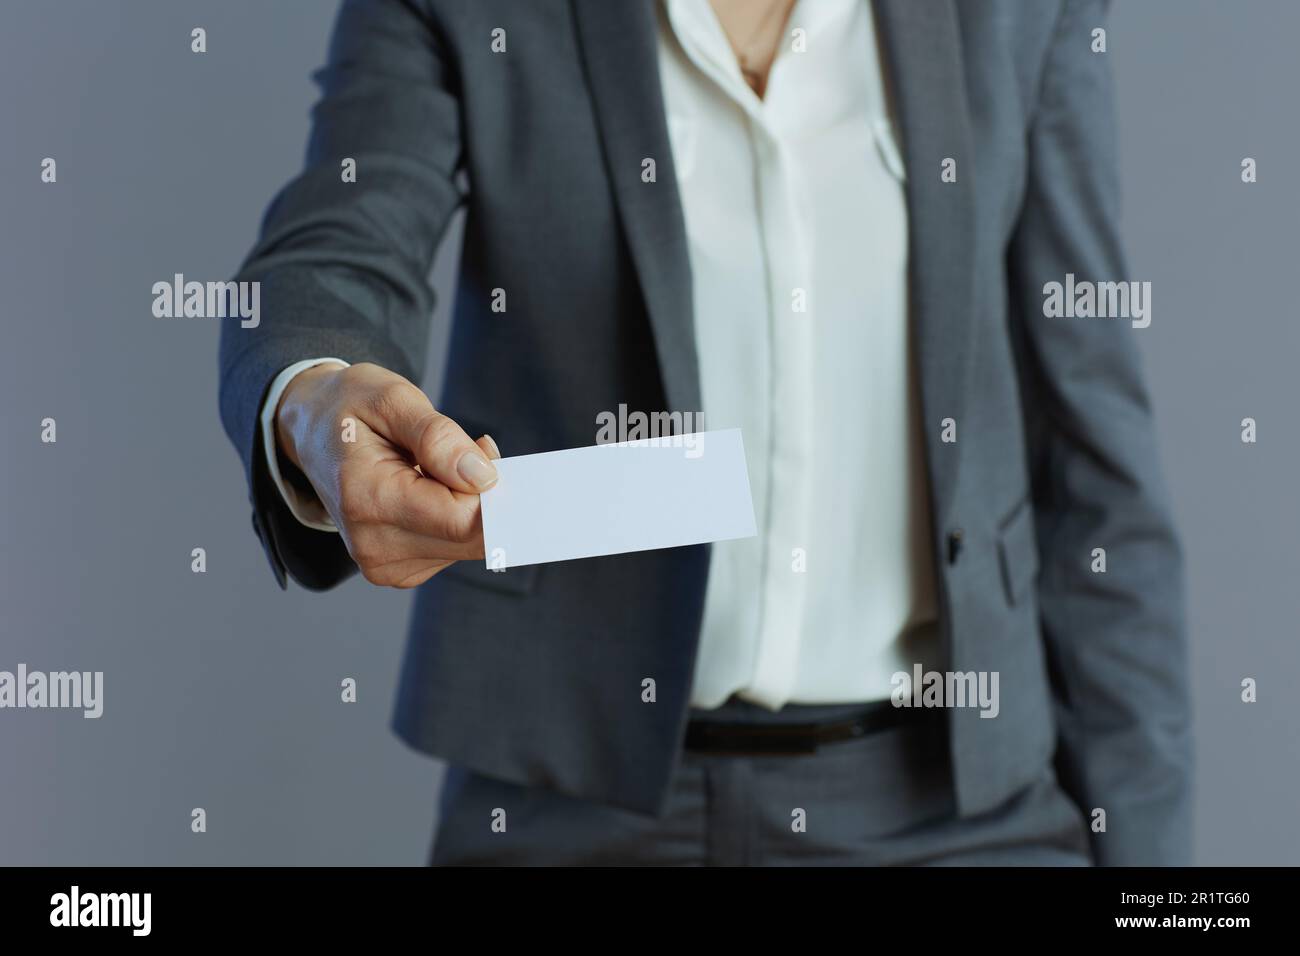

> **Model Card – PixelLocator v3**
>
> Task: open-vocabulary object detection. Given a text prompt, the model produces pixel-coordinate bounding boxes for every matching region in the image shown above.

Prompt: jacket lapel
[571,0,701,416]
[873,0,976,526]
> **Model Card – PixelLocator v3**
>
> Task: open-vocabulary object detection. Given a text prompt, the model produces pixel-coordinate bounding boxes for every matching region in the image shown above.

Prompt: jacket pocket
[996,493,1040,606]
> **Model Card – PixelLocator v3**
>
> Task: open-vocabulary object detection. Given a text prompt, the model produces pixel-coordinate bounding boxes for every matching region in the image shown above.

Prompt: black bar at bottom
[0,866,1284,940]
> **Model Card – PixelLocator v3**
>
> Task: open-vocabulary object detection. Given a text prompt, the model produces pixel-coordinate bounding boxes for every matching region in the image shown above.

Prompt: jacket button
[947,528,964,565]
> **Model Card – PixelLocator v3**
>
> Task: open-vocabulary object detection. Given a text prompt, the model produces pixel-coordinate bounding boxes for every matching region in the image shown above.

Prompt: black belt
[684,700,939,756]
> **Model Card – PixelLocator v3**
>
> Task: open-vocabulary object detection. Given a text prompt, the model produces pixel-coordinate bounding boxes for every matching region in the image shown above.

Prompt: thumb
[369,384,498,493]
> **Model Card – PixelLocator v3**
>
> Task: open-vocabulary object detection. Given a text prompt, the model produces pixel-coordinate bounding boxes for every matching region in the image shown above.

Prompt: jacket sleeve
[1006,0,1194,865]
[218,0,464,590]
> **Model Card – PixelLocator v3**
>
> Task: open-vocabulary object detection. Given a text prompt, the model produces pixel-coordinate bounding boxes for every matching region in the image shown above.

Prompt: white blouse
[657,0,940,708]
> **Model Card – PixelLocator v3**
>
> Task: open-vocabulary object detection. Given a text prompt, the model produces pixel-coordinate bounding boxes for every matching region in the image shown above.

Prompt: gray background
[0,1,1295,865]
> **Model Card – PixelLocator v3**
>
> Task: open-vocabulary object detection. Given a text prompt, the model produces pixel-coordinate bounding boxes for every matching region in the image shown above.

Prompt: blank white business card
[480,429,756,570]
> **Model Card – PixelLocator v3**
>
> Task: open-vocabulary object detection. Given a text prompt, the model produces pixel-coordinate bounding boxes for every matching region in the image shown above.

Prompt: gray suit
[219,0,1192,865]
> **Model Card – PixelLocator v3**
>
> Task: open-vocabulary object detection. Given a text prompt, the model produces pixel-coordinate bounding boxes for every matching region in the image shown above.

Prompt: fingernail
[457,451,498,491]
[481,434,502,459]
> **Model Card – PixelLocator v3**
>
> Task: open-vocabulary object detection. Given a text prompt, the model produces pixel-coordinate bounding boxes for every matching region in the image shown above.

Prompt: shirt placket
[664,0,817,708]
[745,115,814,708]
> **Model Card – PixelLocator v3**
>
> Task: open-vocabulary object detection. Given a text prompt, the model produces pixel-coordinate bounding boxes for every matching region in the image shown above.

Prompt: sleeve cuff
[258,358,350,533]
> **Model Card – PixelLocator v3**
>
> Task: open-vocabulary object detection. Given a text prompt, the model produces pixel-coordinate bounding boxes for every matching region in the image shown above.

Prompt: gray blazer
[219,0,1192,865]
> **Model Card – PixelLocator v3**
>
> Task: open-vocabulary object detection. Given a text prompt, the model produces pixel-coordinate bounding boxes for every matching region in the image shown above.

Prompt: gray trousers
[429,697,1093,866]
